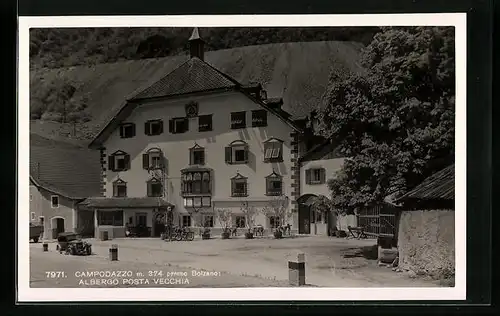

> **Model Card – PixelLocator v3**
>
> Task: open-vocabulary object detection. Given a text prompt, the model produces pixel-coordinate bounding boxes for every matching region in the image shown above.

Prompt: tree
[314,26,455,213]
[215,208,232,234]
[240,202,259,232]
[262,195,291,230]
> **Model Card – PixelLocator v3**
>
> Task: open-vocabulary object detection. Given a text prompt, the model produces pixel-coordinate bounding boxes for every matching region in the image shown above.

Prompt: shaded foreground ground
[30,236,444,288]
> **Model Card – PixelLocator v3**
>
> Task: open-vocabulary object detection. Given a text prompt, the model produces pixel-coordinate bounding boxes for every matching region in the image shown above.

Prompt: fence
[356,204,397,237]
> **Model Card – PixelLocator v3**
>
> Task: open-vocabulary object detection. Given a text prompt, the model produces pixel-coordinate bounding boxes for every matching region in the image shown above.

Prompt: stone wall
[397,210,455,279]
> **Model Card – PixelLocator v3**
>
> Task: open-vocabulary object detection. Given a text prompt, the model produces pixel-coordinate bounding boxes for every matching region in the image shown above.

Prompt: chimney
[188,27,205,60]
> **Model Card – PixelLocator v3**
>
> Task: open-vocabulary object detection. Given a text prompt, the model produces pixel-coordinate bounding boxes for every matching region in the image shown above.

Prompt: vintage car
[29,222,43,243]
[56,232,92,256]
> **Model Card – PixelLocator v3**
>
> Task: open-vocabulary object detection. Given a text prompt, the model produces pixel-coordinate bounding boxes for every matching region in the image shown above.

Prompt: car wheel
[56,245,59,251]
[87,247,92,255]
[33,237,39,243]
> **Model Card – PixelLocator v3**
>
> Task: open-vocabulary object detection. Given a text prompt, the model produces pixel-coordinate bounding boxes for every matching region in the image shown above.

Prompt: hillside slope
[30,40,365,143]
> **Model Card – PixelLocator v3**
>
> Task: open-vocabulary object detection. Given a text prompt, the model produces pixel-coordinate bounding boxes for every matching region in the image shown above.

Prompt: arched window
[108,150,131,172]
[189,143,205,165]
[143,148,164,170]
[225,140,249,164]
[146,177,163,197]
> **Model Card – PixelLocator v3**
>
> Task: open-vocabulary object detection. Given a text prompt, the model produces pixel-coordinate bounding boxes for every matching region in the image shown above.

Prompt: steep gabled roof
[30,146,101,199]
[131,57,237,100]
[395,164,455,202]
[88,57,302,149]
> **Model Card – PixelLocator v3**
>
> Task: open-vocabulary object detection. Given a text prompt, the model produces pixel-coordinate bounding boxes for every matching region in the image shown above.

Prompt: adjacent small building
[393,164,455,279]
[29,145,101,239]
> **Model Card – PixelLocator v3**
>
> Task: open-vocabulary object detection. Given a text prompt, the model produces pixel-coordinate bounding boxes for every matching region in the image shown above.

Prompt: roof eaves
[29,175,76,200]
[298,139,333,162]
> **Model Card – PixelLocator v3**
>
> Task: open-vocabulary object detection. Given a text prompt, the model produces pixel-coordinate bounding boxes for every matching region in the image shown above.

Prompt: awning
[297,194,319,206]
[79,197,175,209]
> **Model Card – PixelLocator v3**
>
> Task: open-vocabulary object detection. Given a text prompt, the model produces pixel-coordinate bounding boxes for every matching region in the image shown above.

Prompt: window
[181,170,211,195]
[143,149,164,170]
[265,171,283,196]
[97,210,123,226]
[39,216,44,226]
[198,115,213,132]
[108,150,131,172]
[113,179,127,197]
[120,123,136,138]
[31,212,36,221]
[251,110,268,127]
[269,216,281,228]
[263,138,284,162]
[144,119,164,136]
[225,140,249,164]
[189,144,205,165]
[231,173,248,197]
[182,215,192,227]
[235,216,246,228]
[30,193,33,201]
[169,117,189,134]
[51,195,59,208]
[231,111,246,129]
[183,196,212,208]
[147,178,163,197]
[203,215,214,227]
[306,168,326,185]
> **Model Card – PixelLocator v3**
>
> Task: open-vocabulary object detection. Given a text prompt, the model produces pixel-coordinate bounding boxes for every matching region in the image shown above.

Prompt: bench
[347,226,367,240]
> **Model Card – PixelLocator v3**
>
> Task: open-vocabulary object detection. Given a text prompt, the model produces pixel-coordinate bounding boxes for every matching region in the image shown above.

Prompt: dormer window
[251,110,267,127]
[265,171,283,196]
[189,144,205,165]
[113,179,127,197]
[263,137,284,163]
[225,140,249,164]
[145,119,164,136]
[231,111,246,129]
[231,173,248,197]
[108,150,131,172]
[120,123,136,138]
[198,115,213,132]
[147,177,163,197]
[143,148,164,170]
[169,117,189,134]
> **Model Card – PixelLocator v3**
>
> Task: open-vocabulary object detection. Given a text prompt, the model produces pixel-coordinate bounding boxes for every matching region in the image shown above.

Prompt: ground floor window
[182,215,192,227]
[269,216,280,228]
[203,215,214,227]
[235,216,246,228]
[98,210,123,226]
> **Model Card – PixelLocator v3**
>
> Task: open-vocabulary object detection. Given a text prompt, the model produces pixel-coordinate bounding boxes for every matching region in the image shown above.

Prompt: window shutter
[225,147,232,164]
[244,181,248,196]
[189,150,193,166]
[119,126,124,138]
[200,151,205,165]
[184,118,189,132]
[230,180,234,196]
[265,178,269,195]
[306,169,311,184]
[144,122,150,135]
[131,124,136,137]
[169,119,174,133]
[320,168,326,184]
[142,154,149,169]
[159,120,164,134]
[243,145,249,163]
[112,184,116,197]
[108,155,115,171]
[124,154,131,170]
[147,182,151,197]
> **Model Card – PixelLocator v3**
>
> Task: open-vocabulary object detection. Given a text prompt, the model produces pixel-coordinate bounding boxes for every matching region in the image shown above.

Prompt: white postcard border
[18,13,467,302]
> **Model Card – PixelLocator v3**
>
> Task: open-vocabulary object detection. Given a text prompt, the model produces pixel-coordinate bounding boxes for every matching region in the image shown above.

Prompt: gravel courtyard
[30,235,442,288]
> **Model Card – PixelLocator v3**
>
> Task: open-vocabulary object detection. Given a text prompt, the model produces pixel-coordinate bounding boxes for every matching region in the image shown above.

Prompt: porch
[77,197,175,239]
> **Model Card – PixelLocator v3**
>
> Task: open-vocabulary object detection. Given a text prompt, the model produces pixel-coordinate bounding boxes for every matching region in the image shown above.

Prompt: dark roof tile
[131,57,237,100]
[397,164,455,202]
[30,145,101,199]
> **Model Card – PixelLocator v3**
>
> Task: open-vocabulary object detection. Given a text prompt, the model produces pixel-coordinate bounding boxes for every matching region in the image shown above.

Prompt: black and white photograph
[18,14,466,302]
